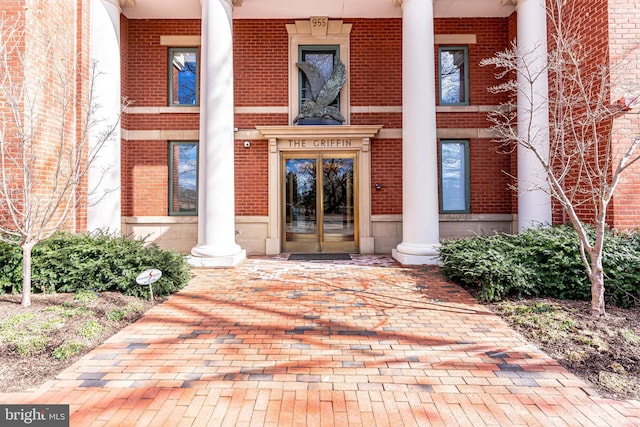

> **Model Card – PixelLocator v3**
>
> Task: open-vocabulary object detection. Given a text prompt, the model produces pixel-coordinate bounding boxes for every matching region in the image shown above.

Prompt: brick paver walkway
[2,256,639,426]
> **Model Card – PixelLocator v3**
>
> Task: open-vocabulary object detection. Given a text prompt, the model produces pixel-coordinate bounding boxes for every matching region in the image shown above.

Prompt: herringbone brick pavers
[1,256,639,426]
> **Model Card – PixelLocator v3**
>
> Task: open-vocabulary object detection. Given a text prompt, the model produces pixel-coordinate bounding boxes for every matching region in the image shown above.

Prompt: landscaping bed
[489,297,640,400]
[0,291,153,393]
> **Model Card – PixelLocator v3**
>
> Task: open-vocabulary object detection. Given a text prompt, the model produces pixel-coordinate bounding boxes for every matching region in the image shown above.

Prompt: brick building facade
[1,0,638,266]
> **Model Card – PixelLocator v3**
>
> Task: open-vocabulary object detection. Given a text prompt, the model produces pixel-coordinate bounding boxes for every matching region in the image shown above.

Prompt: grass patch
[620,329,640,345]
[74,290,99,305]
[77,320,104,340]
[52,341,86,360]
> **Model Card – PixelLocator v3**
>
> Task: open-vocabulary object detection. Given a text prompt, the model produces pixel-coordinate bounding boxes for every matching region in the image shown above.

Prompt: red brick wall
[127,114,199,130]
[434,18,510,107]
[121,19,201,217]
[121,17,513,218]
[507,12,518,218]
[608,0,640,229]
[234,114,287,128]
[350,19,402,107]
[120,15,129,130]
[468,139,512,213]
[547,1,613,225]
[234,140,268,216]
[233,20,289,106]
[75,0,91,231]
[0,1,26,227]
[0,1,86,233]
[121,140,168,216]
[371,139,402,215]
[125,19,201,106]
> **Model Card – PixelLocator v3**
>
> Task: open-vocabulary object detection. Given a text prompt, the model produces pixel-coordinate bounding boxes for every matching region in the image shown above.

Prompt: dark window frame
[169,141,199,216]
[298,45,340,112]
[439,139,471,214]
[438,46,469,106]
[168,47,199,107]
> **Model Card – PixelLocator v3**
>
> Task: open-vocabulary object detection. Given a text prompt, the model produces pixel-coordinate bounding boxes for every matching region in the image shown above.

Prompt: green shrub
[516,226,591,301]
[0,231,190,298]
[439,234,536,302]
[601,231,640,307]
[439,225,640,307]
[0,243,22,294]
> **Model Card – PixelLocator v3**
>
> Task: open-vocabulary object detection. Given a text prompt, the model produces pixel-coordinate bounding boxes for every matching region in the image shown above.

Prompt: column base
[187,249,246,268]
[392,243,440,265]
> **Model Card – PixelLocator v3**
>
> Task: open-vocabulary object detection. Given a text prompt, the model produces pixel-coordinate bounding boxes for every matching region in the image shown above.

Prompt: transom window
[169,48,199,106]
[438,46,469,106]
[169,142,198,215]
[439,140,470,213]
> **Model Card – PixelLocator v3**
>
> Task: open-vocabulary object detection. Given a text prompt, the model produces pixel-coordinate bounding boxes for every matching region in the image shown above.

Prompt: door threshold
[287,253,352,261]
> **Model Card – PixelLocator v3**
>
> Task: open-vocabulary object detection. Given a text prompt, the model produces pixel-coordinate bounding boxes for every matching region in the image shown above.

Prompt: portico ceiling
[121,0,515,20]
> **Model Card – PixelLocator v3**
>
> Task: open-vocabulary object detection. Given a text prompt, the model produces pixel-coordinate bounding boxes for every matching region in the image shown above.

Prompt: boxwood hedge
[439,225,640,307]
[0,231,190,299]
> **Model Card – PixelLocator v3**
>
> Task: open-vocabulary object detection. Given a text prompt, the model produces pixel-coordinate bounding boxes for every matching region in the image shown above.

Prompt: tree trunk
[21,241,36,307]
[589,258,606,317]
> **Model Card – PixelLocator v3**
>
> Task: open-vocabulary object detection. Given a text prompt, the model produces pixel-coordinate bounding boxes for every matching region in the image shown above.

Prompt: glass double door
[283,153,357,253]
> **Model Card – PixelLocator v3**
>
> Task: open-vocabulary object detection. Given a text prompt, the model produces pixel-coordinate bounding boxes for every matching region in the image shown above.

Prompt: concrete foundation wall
[126,214,514,255]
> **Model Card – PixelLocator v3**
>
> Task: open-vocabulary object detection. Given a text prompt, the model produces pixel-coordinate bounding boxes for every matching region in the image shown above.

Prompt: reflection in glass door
[283,153,357,253]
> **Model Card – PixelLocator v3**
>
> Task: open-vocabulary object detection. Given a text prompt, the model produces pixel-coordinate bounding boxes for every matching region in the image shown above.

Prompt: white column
[392,0,440,265]
[189,0,245,267]
[88,0,122,233]
[516,0,552,229]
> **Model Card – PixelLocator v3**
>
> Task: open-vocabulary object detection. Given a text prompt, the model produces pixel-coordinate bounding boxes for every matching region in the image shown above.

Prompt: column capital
[100,0,124,12]
[393,0,435,7]
[200,0,242,7]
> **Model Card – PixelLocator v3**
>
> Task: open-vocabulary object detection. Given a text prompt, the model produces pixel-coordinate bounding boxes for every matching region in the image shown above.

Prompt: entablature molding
[286,19,352,37]
[256,125,382,141]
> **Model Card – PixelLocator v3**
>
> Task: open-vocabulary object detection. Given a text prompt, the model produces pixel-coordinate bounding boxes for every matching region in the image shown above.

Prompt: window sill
[436,105,498,113]
[125,106,200,114]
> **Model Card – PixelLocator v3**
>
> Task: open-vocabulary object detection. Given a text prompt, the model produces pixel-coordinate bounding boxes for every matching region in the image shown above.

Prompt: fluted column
[88,0,122,232]
[189,0,245,267]
[516,0,552,229]
[392,0,440,265]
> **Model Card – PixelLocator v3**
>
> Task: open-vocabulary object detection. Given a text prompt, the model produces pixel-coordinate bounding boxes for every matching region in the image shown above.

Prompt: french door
[282,153,358,253]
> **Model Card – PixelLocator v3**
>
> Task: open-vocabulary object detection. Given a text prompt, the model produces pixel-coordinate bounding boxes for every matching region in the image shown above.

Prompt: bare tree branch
[481,2,640,317]
[0,13,126,307]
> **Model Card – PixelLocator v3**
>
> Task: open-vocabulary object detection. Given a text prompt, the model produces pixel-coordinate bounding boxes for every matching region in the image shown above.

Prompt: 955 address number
[311,17,328,28]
